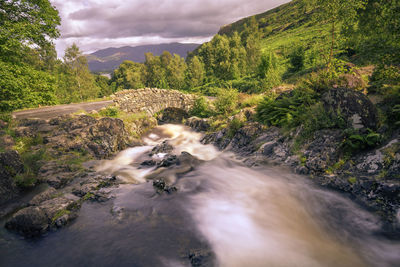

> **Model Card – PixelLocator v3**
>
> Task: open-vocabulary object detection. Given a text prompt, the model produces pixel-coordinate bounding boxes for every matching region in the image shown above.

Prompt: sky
[50,0,291,57]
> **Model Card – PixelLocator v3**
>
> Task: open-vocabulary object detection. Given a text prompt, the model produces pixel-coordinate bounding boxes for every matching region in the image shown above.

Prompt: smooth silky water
[1,125,399,267]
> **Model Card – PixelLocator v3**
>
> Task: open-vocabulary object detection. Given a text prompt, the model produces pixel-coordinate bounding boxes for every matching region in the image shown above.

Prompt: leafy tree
[59,44,100,102]
[314,0,367,69]
[352,0,400,64]
[144,52,167,88]
[241,17,261,73]
[111,60,145,91]
[0,61,57,111]
[0,0,60,63]
[95,75,113,97]
[185,56,205,89]
[166,54,187,89]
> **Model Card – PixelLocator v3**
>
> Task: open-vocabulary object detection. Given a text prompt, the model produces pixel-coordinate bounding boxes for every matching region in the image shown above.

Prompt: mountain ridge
[86,42,200,73]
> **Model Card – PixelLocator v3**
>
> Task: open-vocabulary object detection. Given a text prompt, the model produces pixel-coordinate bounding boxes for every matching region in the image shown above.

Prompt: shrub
[99,106,119,117]
[256,88,316,127]
[214,88,239,115]
[239,94,264,108]
[190,96,214,118]
[227,117,245,138]
[370,64,400,94]
[289,46,306,72]
[341,128,382,154]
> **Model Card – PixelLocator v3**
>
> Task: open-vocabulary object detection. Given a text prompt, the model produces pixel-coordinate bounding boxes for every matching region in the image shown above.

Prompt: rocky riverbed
[0,95,399,266]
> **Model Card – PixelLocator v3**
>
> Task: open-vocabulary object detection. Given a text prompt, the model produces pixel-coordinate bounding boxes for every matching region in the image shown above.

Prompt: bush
[256,88,316,127]
[239,94,264,108]
[227,117,245,138]
[214,88,239,115]
[190,96,214,118]
[231,78,264,93]
[289,46,305,72]
[99,107,119,117]
[370,64,400,94]
[341,128,382,154]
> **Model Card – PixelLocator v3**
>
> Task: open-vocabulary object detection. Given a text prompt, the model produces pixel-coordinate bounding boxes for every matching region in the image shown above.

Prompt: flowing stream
[1,124,399,267]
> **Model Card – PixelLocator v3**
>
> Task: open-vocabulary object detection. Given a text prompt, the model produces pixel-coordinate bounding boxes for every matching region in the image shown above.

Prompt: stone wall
[112,88,197,115]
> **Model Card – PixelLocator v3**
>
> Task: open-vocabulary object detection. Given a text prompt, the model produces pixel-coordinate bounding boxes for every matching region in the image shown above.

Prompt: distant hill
[190,0,329,61]
[86,42,200,73]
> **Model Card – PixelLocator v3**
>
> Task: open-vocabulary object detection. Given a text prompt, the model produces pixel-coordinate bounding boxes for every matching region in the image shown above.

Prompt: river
[1,124,399,266]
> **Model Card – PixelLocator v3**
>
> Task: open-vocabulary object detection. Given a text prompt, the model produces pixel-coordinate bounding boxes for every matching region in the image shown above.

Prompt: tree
[111,60,145,91]
[166,54,187,89]
[315,0,367,69]
[0,0,60,63]
[59,44,100,102]
[241,17,262,74]
[352,0,400,64]
[144,52,167,88]
[185,56,205,89]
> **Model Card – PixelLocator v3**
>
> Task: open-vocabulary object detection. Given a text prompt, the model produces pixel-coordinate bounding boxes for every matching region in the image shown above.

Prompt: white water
[96,124,400,267]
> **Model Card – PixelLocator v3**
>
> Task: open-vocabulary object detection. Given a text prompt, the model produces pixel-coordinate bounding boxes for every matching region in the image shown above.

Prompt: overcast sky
[50,0,291,57]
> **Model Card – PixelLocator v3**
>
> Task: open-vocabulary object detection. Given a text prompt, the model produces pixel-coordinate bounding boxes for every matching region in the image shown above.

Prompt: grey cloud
[51,0,290,56]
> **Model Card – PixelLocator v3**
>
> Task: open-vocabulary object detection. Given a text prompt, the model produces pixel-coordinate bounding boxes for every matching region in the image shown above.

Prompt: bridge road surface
[12,100,114,120]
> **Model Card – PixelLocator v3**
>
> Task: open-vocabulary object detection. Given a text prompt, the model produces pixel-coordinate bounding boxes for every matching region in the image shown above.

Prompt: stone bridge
[112,88,197,115]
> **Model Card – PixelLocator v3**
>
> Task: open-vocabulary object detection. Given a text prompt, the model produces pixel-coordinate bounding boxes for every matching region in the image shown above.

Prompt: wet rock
[29,187,58,206]
[149,140,173,156]
[38,161,75,188]
[185,117,210,132]
[201,128,231,150]
[228,122,264,153]
[322,87,378,130]
[303,130,343,174]
[140,160,156,167]
[158,155,178,168]
[0,150,24,204]
[157,107,189,124]
[153,179,177,194]
[187,248,215,267]
[5,207,49,237]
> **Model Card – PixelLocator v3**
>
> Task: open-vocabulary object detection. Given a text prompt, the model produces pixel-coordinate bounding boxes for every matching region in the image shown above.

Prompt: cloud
[50,0,290,57]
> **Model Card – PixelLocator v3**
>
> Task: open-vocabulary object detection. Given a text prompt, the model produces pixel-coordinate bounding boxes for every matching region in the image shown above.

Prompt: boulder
[0,150,24,204]
[322,88,378,130]
[29,187,58,206]
[5,207,49,237]
[185,117,210,132]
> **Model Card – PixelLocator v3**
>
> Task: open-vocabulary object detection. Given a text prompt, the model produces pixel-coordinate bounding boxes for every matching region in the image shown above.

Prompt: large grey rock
[5,207,49,237]
[322,88,378,130]
[185,117,210,132]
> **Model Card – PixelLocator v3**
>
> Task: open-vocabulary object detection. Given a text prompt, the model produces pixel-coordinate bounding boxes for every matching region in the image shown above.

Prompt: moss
[348,177,357,184]
[82,192,95,201]
[377,169,388,180]
[51,209,71,223]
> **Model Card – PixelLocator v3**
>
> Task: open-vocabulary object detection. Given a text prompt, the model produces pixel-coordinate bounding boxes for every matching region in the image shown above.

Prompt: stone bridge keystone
[112,88,197,115]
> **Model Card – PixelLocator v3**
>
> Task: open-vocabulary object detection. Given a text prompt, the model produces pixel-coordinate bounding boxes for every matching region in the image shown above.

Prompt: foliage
[0,60,57,111]
[289,46,306,72]
[185,56,205,89]
[239,94,264,108]
[214,88,239,115]
[15,148,48,188]
[256,88,316,127]
[99,107,119,118]
[0,0,60,63]
[227,117,245,138]
[370,65,400,94]
[110,60,145,91]
[258,51,281,89]
[189,96,214,118]
[341,128,382,154]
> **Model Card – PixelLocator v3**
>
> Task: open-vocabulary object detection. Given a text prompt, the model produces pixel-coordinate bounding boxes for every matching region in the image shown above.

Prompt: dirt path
[12,100,114,120]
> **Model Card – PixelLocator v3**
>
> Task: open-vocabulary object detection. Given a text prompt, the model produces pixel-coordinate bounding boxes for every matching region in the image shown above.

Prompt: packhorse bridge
[112,88,197,115]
